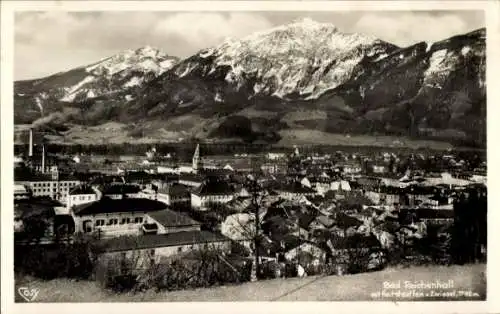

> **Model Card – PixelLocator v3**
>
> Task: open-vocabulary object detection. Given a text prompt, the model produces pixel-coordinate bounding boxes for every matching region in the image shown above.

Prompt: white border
[2,1,499,314]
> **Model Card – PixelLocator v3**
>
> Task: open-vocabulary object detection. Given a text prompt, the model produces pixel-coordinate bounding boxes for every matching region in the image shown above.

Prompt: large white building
[15,166,80,204]
[71,198,168,238]
[191,179,235,210]
[66,185,99,209]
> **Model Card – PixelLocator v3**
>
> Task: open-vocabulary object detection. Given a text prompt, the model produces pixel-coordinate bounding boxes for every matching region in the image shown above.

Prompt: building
[284,242,328,265]
[159,184,190,206]
[99,230,232,266]
[14,184,32,201]
[144,209,201,235]
[267,152,287,160]
[101,184,143,200]
[275,182,316,200]
[71,198,168,238]
[15,166,80,203]
[67,185,99,209]
[191,179,235,210]
[178,174,205,188]
[338,162,362,175]
[416,208,454,225]
[372,164,387,174]
[260,162,286,175]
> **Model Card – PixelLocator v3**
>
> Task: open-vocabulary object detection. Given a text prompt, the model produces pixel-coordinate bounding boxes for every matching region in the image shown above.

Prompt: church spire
[192,143,200,173]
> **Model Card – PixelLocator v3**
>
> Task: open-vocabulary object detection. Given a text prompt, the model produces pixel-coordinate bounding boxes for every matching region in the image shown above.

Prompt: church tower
[192,144,200,173]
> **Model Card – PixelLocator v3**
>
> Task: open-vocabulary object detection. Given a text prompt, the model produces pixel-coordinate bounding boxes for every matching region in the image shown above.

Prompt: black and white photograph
[1,0,497,311]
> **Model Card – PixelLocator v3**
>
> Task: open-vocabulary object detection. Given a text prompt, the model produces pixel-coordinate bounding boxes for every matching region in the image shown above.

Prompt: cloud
[14,11,273,79]
[14,11,484,80]
[153,13,273,49]
[353,12,476,47]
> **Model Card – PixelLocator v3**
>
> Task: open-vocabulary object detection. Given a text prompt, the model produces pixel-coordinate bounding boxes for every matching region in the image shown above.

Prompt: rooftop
[147,209,201,228]
[102,184,142,195]
[193,180,234,196]
[73,198,167,216]
[157,183,189,196]
[101,230,230,252]
[276,182,315,194]
[69,185,96,195]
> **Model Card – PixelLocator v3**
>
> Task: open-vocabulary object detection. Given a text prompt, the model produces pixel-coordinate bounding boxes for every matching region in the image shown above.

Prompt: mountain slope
[14,21,486,147]
[314,28,486,145]
[14,46,179,125]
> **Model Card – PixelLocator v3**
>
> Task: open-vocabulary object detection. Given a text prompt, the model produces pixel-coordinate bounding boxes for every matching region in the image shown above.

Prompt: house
[178,174,205,188]
[425,194,454,210]
[372,164,387,174]
[71,198,168,238]
[284,242,328,265]
[191,179,235,210]
[416,208,454,225]
[275,182,316,200]
[144,209,201,235]
[66,185,99,209]
[267,152,287,160]
[309,215,336,230]
[260,162,286,175]
[153,183,191,206]
[338,162,362,175]
[404,185,439,206]
[365,186,402,206]
[101,184,143,199]
[99,230,232,266]
[330,180,351,192]
[157,165,179,174]
[14,184,32,201]
[15,166,80,203]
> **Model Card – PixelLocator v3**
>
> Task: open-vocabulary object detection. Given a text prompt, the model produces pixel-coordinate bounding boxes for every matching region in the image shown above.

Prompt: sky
[15,10,485,80]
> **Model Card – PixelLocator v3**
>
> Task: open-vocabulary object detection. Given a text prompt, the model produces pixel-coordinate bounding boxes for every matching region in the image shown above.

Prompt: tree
[452,187,487,264]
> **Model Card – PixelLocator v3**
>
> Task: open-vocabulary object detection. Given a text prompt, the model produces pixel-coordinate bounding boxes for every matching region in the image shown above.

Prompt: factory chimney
[41,144,45,173]
[29,129,33,157]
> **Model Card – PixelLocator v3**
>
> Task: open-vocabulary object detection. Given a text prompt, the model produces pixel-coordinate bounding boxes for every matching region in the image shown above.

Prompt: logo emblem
[17,287,39,302]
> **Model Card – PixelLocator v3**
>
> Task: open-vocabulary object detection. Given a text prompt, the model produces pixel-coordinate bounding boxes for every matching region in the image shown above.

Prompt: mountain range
[14,18,486,147]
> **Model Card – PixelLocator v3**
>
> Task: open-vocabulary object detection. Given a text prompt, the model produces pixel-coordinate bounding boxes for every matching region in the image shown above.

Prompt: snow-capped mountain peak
[18,46,179,104]
[178,18,396,98]
[86,46,177,76]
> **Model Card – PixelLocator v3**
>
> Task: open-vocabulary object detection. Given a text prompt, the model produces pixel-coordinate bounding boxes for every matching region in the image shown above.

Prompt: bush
[96,247,251,293]
[14,237,100,280]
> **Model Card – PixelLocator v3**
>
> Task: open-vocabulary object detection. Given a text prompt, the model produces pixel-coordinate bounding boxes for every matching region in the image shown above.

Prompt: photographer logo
[18,287,39,302]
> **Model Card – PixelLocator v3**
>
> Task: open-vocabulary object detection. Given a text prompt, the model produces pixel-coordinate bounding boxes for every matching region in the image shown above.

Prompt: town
[14,129,487,293]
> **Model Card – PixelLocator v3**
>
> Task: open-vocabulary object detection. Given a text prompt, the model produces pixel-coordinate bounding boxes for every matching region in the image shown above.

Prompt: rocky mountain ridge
[14,19,486,147]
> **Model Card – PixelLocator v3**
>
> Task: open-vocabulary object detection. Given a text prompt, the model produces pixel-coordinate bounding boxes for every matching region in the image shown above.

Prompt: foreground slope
[16,263,485,302]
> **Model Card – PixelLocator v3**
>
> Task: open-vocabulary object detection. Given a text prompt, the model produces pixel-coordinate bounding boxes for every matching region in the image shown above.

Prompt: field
[277,130,454,150]
[15,263,485,302]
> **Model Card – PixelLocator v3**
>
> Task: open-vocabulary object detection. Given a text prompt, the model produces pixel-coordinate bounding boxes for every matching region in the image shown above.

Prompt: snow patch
[125,95,134,101]
[159,59,176,71]
[461,46,471,56]
[124,76,143,88]
[425,42,433,53]
[424,49,448,76]
[373,53,388,62]
[60,76,95,102]
[199,48,215,58]
[178,64,194,78]
[87,90,96,98]
[35,97,44,114]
